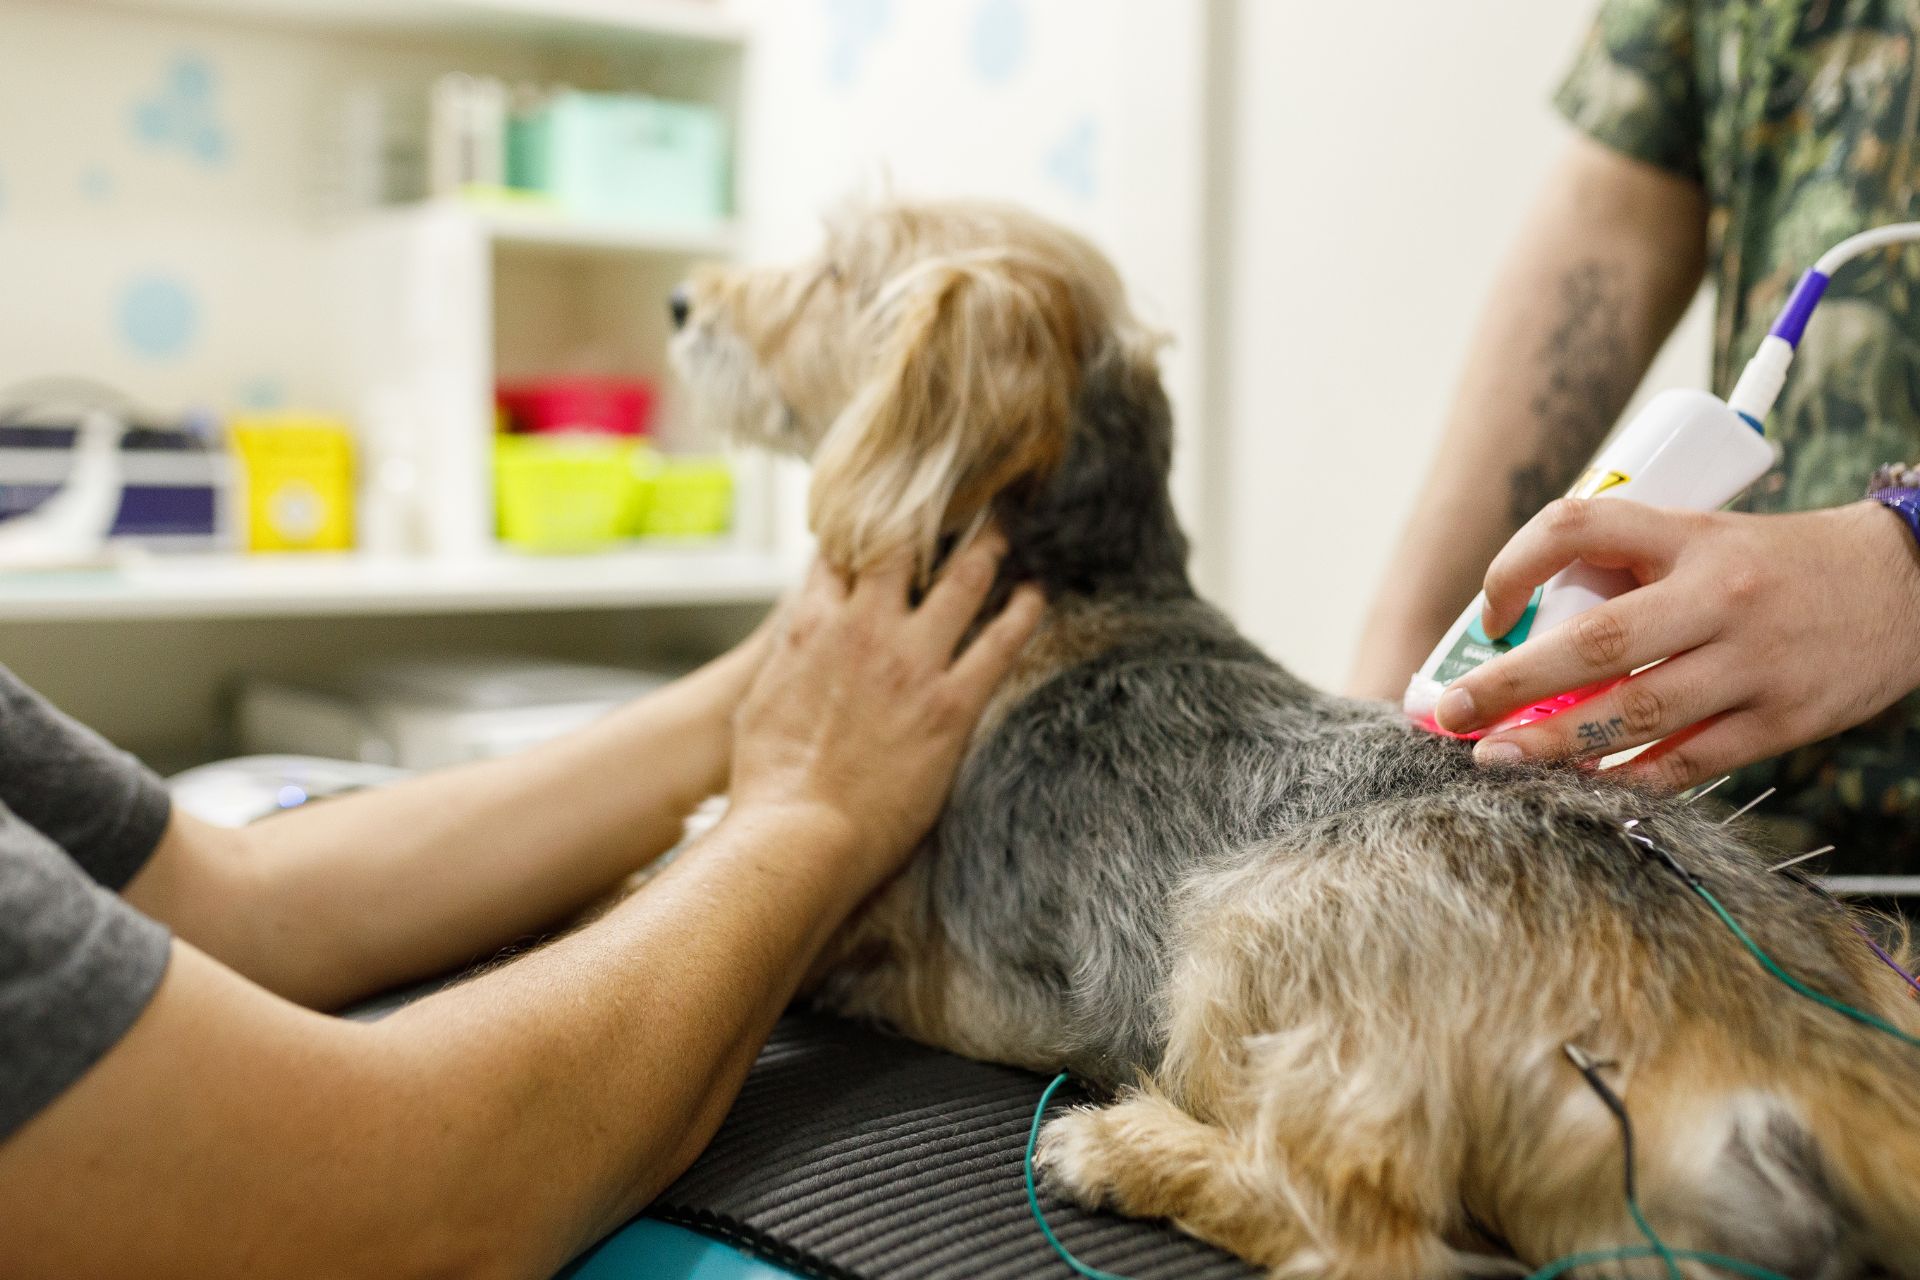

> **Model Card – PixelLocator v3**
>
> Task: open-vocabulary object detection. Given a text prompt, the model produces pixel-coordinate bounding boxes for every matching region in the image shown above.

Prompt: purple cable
[1854,924,1920,999]
[1768,270,1831,347]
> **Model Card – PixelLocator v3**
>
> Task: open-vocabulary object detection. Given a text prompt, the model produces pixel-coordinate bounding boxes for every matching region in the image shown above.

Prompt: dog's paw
[1033,1108,1120,1210]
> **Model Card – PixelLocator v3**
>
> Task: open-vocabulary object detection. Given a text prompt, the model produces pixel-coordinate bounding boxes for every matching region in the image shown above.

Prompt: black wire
[1567,1051,1638,1202]
[1564,1045,1683,1278]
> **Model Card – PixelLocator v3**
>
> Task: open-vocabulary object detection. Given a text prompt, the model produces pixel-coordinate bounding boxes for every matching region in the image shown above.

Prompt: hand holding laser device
[1405,223,1920,758]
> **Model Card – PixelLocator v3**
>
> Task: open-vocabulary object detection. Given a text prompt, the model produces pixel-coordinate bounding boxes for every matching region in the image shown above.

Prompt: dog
[670,199,1920,1278]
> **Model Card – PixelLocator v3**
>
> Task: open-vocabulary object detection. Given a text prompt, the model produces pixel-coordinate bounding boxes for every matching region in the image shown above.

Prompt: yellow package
[230,414,355,552]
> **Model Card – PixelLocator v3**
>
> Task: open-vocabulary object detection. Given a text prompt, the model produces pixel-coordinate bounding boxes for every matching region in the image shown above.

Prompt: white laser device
[1404,222,1920,739]
[1402,390,1774,736]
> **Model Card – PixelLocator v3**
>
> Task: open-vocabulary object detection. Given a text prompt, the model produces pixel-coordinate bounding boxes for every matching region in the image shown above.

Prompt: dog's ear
[807,251,1084,574]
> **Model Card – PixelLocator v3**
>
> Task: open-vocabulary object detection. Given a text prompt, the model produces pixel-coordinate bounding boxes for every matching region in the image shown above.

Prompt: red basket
[496,377,658,436]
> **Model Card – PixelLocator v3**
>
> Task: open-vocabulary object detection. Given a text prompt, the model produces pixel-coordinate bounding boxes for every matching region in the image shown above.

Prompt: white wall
[733,0,1213,561]
[1215,0,1712,689]
[0,1,345,414]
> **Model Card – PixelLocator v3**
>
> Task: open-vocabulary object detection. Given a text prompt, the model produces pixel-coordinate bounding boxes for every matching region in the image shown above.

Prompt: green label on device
[1432,587,1543,685]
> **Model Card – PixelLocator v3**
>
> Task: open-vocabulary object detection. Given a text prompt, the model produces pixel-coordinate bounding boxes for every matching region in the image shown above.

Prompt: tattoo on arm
[1507,261,1637,527]
[1576,717,1627,751]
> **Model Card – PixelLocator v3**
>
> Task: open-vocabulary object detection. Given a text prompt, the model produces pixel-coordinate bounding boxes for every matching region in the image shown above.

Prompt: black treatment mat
[646,1012,1258,1280]
[347,986,1256,1278]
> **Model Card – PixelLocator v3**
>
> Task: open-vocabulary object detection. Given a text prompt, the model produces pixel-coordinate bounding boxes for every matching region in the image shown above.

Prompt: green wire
[1627,1192,1681,1280]
[1025,1072,1134,1280]
[1526,863,1918,1279]
[1689,881,1920,1049]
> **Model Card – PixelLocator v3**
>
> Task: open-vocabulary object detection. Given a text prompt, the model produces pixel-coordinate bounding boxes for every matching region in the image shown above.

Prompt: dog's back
[929,592,1464,1083]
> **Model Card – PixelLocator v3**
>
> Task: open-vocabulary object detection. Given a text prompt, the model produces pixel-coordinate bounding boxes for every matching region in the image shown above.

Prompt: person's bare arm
[0,542,1045,1280]
[123,632,768,1010]
[1345,134,1709,700]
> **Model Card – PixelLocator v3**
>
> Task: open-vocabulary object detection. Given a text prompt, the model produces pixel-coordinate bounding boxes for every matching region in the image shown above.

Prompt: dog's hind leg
[1035,1089,1300,1269]
[1095,844,1488,1280]
[1037,1085,1466,1279]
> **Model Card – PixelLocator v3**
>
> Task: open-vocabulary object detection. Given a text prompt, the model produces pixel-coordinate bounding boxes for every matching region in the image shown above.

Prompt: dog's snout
[669,286,691,330]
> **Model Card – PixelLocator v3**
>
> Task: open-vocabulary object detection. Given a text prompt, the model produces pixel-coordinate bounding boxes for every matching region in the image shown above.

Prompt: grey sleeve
[0,800,171,1141]
[0,664,172,890]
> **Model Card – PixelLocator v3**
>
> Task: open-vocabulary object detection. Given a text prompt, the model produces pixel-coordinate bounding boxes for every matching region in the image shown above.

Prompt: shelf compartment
[478,205,740,259]
[0,546,790,621]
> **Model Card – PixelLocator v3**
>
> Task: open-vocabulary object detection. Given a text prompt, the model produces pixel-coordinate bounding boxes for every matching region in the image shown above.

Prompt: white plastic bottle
[1402,388,1777,738]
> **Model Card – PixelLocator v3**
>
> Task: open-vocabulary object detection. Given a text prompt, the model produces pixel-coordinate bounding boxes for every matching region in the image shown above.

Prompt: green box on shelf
[638,455,733,539]
[508,91,728,226]
[494,435,637,552]
[495,436,733,552]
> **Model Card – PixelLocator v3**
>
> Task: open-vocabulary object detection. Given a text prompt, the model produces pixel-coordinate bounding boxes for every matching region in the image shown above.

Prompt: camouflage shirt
[1557,0,1920,872]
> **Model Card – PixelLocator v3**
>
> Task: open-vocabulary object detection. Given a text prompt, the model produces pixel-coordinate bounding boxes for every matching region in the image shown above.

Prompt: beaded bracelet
[1867,464,1920,552]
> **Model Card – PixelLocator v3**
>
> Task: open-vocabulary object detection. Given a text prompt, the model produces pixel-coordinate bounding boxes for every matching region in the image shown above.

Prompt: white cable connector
[1726,222,1920,428]
[1726,335,1794,424]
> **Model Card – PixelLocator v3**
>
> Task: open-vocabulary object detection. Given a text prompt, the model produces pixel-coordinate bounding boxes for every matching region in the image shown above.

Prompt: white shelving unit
[2,0,791,761]
[82,0,749,46]
[476,205,742,258]
[336,197,781,563]
[0,547,789,622]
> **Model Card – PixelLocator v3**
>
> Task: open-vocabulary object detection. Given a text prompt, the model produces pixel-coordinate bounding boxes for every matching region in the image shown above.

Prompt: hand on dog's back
[731,534,1044,896]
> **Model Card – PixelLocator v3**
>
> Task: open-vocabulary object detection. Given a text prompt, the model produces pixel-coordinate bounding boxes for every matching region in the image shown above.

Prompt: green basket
[494,435,641,552]
[638,456,733,538]
[496,437,733,550]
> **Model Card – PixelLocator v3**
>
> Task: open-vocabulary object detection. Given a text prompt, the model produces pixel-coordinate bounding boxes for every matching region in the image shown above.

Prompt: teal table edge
[559,1218,806,1280]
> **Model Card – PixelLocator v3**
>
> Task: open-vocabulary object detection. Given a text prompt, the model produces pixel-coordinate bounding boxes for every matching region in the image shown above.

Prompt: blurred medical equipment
[0,381,138,570]
[234,656,673,769]
[169,754,406,827]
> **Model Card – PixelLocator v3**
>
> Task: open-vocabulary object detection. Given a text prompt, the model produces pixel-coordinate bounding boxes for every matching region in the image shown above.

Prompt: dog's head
[669,199,1165,576]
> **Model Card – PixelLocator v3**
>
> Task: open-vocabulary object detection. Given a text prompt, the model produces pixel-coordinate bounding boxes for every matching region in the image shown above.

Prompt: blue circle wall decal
[171,54,215,100]
[1045,116,1099,202]
[239,376,287,409]
[190,126,228,165]
[131,51,233,167]
[971,0,1027,84]
[134,99,172,145]
[120,275,200,360]
[825,0,891,88]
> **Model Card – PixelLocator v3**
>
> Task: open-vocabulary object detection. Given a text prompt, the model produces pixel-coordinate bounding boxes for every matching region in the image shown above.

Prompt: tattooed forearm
[1506,261,1638,526]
